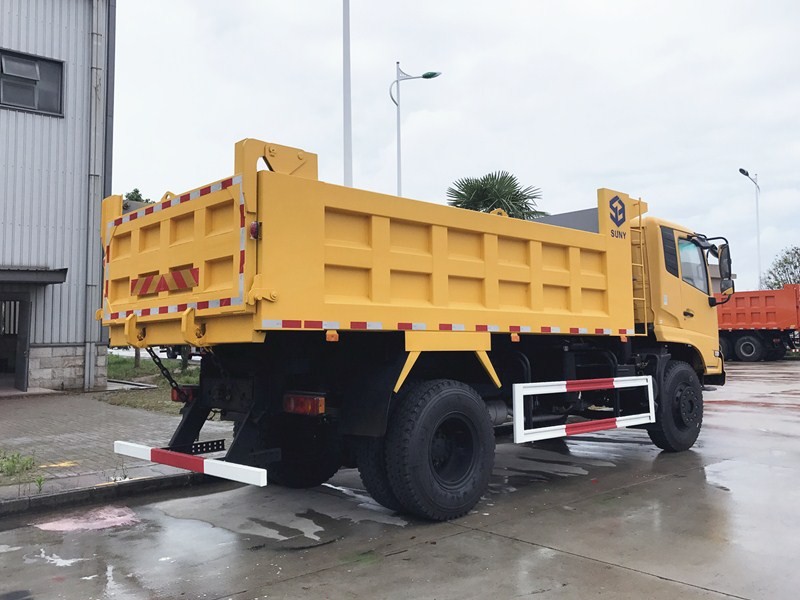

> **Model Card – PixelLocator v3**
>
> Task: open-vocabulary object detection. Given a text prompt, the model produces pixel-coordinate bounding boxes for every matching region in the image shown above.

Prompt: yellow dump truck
[101,138,734,520]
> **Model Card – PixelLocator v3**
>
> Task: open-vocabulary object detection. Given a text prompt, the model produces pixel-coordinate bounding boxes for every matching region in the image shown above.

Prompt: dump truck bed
[100,139,645,348]
[717,285,800,331]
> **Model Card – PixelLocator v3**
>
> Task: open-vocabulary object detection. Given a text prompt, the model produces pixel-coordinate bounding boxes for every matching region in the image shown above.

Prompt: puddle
[35,506,139,532]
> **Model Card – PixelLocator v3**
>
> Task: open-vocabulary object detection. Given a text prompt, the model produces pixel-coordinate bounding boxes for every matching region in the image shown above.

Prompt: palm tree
[446,171,545,220]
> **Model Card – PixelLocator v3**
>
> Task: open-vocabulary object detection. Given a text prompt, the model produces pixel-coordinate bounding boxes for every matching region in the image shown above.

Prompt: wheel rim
[740,341,755,357]
[428,413,477,488]
[674,383,700,429]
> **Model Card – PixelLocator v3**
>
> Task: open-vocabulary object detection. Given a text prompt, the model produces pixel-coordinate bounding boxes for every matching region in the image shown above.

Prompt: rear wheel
[386,380,495,521]
[735,335,764,362]
[648,361,703,452]
[356,436,403,511]
[268,415,342,488]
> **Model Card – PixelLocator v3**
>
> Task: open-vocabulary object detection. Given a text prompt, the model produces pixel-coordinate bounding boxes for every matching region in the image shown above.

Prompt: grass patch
[0,451,35,477]
[100,353,200,415]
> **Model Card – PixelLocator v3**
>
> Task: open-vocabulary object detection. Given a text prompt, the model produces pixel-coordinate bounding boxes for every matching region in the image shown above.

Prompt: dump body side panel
[253,170,640,338]
[717,285,800,332]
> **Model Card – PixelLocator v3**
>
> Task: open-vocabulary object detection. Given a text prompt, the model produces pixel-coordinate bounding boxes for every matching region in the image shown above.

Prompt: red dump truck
[717,284,800,361]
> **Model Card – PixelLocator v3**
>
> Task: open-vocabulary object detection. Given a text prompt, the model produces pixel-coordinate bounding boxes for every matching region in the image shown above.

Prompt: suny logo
[609,196,626,227]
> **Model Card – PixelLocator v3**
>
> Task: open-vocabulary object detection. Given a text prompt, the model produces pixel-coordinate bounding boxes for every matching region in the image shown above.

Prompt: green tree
[763,246,800,290]
[446,171,544,220]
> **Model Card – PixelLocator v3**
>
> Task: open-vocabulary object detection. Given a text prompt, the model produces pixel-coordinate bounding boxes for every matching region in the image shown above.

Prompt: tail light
[283,392,326,416]
[171,385,199,403]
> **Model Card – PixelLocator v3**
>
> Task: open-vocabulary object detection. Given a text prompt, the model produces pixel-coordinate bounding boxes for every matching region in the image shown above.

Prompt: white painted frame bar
[512,375,655,444]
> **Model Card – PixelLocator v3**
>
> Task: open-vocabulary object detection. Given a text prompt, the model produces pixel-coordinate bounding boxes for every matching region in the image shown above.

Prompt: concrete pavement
[0,390,232,514]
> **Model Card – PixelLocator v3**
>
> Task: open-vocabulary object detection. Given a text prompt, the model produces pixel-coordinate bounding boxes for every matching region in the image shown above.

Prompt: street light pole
[342,0,353,187]
[739,167,762,288]
[389,62,441,196]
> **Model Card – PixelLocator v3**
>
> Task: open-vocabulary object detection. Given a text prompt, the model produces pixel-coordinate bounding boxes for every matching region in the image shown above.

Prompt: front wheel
[385,379,495,521]
[648,361,703,452]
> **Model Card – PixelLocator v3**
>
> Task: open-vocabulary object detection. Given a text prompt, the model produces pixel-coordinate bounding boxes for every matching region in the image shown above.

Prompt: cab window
[678,239,709,294]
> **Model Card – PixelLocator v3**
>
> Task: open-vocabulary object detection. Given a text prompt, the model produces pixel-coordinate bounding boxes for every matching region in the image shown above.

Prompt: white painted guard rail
[512,375,655,444]
[114,441,268,486]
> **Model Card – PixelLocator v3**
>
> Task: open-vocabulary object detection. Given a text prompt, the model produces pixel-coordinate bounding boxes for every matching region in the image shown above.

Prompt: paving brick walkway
[0,392,232,501]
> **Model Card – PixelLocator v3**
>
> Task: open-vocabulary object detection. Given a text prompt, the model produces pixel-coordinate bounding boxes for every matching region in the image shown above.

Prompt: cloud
[113,0,800,289]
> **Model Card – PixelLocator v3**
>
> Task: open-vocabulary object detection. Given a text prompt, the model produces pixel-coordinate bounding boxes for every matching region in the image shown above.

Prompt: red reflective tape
[189,267,199,285]
[304,320,323,329]
[151,448,206,473]
[110,312,119,319]
[239,204,245,228]
[200,186,211,196]
[595,328,605,335]
[159,306,169,314]
[129,212,138,221]
[178,193,189,203]
[439,323,453,331]
[197,301,209,310]
[104,280,109,298]
[155,275,169,293]
[474,324,487,332]
[220,298,231,307]
[509,325,520,332]
[541,326,553,333]
[569,328,580,334]
[145,206,154,215]
[351,321,367,330]
[105,245,111,261]
[221,178,233,189]
[619,329,628,334]
[239,250,245,273]
[172,270,187,289]
[141,308,151,316]
[565,417,617,436]
[565,377,615,392]
[177,303,188,311]
[113,217,123,226]
[398,322,412,330]
[283,320,302,328]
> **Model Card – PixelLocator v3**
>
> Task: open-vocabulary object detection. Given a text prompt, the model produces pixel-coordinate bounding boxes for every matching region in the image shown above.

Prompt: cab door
[675,235,718,359]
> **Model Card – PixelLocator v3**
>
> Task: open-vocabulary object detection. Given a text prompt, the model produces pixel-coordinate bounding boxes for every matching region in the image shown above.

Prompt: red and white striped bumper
[512,375,655,444]
[114,441,267,487]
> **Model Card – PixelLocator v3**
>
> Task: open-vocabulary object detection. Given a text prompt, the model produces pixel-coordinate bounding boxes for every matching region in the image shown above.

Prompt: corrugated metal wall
[0,0,108,346]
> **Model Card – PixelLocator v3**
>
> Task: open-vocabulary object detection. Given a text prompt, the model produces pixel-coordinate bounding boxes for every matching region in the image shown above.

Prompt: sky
[113,0,800,291]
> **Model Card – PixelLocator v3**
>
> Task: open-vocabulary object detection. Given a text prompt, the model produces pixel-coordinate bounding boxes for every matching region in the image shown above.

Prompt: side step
[512,375,655,444]
[114,441,268,486]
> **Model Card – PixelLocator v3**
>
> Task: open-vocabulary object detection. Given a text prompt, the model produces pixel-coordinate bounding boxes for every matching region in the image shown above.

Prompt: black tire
[648,361,703,452]
[765,346,787,361]
[735,335,764,362]
[166,347,178,359]
[268,415,342,488]
[356,436,403,512]
[385,380,495,521]
[719,336,733,361]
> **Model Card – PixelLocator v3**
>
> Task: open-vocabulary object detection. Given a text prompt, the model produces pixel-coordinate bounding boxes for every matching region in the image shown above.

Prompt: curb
[0,472,209,518]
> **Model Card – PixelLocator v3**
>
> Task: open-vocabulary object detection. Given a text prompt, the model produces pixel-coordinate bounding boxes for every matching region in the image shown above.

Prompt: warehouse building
[0,0,115,391]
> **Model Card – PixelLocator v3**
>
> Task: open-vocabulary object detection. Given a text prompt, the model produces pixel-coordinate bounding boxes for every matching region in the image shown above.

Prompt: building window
[0,49,63,116]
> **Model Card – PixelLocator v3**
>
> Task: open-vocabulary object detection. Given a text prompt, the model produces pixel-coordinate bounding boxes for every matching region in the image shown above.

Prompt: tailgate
[100,175,256,347]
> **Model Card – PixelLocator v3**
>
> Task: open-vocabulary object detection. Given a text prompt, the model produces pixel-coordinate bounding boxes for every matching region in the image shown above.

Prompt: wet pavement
[1,360,799,599]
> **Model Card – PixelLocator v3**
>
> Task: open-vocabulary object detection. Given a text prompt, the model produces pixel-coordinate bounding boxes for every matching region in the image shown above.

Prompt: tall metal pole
[342,0,353,187]
[754,173,762,288]
[739,168,762,288]
[395,61,402,196]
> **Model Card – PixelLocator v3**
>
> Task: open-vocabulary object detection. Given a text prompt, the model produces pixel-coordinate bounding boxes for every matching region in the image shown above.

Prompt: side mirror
[718,243,732,280]
[720,277,734,296]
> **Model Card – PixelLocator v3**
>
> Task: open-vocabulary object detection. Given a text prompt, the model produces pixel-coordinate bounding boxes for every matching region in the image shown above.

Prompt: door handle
[683,309,695,318]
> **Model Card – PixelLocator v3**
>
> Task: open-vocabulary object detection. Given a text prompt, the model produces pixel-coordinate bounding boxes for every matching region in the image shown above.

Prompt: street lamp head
[422,71,441,79]
[739,168,749,177]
